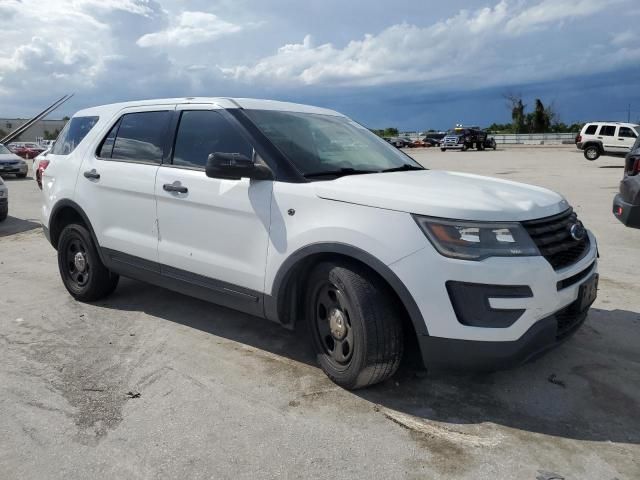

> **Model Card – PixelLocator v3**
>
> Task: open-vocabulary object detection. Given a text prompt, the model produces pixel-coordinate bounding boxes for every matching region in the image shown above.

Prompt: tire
[0,208,7,222]
[306,261,404,389]
[584,145,600,161]
[57,224,119,301]
[461,144,469,152]
[477,142,485,151]
[440,148,446,152]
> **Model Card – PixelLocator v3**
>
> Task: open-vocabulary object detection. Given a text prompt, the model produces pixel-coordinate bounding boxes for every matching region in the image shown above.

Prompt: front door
[616,126,638,154]
[155,105,273,308]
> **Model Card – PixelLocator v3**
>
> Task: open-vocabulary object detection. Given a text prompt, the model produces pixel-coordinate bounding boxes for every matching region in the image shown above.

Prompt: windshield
[0,145,11,154]
[244,110,422,177]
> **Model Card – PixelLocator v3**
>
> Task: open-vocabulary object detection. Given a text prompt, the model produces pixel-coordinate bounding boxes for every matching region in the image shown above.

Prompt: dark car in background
[441,126,488,151]
[613,136,640,228]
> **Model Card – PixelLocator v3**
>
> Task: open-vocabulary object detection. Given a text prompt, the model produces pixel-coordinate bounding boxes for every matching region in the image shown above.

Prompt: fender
[48,199,108,265]
[265,242,429,336]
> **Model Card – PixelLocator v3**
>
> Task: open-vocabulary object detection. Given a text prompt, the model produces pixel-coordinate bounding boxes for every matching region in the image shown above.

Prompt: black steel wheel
[306,262,404,389]
[57,224,119,301]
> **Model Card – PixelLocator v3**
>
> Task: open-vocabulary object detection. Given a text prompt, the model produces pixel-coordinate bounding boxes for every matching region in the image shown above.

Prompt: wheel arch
[48,200,105,262]
[265,243,429,339]
[582,140,603,151]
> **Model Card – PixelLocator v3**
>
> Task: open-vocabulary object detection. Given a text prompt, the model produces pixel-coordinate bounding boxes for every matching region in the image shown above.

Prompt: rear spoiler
[0,94,74,145]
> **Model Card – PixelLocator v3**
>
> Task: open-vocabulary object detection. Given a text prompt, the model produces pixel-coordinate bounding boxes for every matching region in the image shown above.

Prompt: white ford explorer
[41,98,599,389]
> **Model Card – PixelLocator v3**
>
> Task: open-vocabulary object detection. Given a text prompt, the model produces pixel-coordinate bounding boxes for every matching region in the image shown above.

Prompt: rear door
[76,106,174,261]
[597,125,618,153]
[155,105,272,308]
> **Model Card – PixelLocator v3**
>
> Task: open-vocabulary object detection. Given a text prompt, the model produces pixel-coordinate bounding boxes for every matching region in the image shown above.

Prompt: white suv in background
[41,98,599,389]
[577,121,639,160]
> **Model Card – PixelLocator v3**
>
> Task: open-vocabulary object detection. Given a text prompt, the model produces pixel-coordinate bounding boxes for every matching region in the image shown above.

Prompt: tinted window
[599,125,616,136]
[584,124,597,135]
[619,126,637,138]
[51,116,99,155]
[173,110,253,169]
[97,119,121,158]
[245,109,421,176]
[111,111,171,163]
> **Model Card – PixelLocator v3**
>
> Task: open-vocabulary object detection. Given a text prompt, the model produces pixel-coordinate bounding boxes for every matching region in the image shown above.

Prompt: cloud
[137,11,244,47]
[221,0,631,89]
[504,0,615,34]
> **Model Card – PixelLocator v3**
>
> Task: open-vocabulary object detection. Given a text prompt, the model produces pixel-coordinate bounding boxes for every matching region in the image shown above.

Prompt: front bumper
[613,193,640,228]
[0,165,27,175]
[418,285,594,371]
[389,230,598,369]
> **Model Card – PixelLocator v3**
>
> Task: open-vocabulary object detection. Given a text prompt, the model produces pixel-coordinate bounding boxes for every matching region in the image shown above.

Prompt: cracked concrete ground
[0,146,638,479]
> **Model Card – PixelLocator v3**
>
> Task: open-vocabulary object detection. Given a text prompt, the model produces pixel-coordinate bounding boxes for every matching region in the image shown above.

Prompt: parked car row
[7,142,46,159]
[384,128,496,151]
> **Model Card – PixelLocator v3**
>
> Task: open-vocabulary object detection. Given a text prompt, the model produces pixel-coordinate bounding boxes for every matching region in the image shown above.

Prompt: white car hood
[315,170,569,221]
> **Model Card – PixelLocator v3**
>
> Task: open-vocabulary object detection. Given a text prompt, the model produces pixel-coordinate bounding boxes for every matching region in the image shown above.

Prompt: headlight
[413,215,539,260]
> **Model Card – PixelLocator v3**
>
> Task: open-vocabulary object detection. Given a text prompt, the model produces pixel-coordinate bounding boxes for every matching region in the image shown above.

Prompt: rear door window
[108,111,171,163]
[599,125,617,136]
[584,125,597,135]
[51,116,99,155]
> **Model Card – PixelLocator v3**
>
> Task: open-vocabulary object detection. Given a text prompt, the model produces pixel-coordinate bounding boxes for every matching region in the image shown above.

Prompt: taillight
[576,134,582,143]
[36,159,50,189]
[626,156,640,176]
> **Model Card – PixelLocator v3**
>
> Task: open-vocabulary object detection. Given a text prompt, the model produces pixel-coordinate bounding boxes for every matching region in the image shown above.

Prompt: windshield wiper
[303,168,380,178]
[380,164,424,173]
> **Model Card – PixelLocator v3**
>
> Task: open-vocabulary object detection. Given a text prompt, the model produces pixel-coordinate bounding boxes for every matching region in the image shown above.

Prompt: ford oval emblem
[570,222,586,241]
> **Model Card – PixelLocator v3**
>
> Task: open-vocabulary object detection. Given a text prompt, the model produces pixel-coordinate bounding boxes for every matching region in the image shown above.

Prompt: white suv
[577,121,639,160]
[41,98,599,389]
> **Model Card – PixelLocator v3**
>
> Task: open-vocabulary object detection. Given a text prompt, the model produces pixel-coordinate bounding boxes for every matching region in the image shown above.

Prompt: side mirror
[205,152,274,181]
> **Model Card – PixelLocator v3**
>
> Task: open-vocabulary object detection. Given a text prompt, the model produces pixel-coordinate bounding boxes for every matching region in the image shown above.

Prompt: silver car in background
[0,176,8,222]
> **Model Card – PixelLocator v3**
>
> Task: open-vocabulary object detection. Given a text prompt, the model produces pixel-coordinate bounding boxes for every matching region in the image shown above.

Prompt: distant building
[0,118,68,143]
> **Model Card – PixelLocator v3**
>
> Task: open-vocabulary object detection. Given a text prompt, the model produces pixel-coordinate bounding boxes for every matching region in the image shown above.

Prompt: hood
[315,170,568,221]
[0,153,24,163]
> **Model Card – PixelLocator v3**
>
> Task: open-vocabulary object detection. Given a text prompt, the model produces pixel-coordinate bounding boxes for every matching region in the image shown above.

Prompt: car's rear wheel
[57,224,119,301]
[440,148,446,152]
[306,262,404,390]
[584,145,600,161]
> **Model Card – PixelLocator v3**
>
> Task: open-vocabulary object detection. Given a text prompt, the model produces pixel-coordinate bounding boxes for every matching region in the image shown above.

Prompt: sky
[1,0,639,131]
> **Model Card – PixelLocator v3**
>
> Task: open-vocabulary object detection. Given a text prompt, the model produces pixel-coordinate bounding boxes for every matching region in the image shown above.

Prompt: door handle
[163,182,188,194]
[83,169,100,180]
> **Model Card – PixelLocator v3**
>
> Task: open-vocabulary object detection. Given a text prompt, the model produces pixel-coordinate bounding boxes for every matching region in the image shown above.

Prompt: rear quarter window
[584,125,597,135]
[51,116,99,155]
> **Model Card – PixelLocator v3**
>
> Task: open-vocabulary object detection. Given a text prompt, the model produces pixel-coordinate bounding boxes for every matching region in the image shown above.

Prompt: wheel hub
[328,308,347,340]
[74,252,87,273]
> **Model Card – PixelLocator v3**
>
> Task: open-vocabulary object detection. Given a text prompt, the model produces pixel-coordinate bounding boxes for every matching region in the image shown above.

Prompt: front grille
[522,208,589,270]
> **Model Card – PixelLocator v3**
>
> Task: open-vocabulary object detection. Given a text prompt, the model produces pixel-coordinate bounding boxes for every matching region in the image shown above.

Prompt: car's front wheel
[584,145,600,161]
[306,262,404,389]
[57,224,119,301]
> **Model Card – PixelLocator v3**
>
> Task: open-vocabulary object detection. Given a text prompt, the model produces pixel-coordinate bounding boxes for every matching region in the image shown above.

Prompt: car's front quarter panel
[265,182,428,293]
[389,230,598,342]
